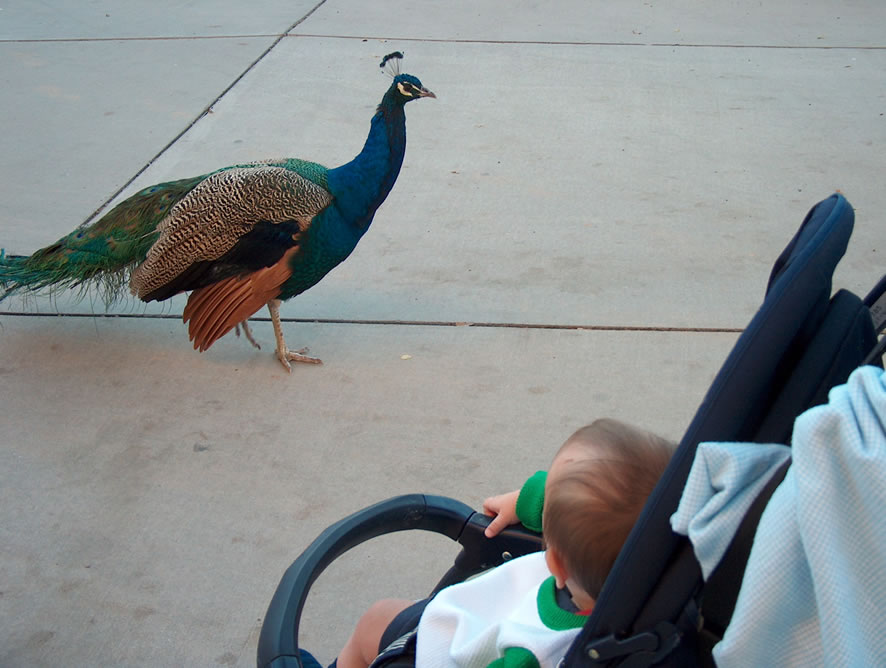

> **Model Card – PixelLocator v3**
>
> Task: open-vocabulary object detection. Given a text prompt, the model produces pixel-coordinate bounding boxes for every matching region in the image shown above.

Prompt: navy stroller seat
[258,193,885,668]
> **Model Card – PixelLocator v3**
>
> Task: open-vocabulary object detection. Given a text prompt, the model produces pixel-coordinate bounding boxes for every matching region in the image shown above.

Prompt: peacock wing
[129,165,332,301]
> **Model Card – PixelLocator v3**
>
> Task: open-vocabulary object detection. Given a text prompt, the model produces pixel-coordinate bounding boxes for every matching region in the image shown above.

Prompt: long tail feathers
[0,175,204,305]
[1,235,137,304]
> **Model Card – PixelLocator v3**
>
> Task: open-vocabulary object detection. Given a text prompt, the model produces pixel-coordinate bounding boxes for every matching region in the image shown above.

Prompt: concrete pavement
[1,2,884,665]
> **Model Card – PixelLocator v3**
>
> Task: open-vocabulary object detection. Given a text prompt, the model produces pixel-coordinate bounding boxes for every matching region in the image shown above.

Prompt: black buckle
[584,623,681,666]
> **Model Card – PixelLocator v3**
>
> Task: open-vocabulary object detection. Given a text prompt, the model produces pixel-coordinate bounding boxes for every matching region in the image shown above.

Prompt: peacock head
[380,52,436,103]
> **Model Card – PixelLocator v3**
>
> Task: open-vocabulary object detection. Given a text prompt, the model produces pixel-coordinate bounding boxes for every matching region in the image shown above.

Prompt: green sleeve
[515,470,547,533]
[487,646,541,668]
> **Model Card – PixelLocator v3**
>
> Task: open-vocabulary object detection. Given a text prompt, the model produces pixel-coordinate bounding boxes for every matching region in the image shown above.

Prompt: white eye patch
[397,82,414,97]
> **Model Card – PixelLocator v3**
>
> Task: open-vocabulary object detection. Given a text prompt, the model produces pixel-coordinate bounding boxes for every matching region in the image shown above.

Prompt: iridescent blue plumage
[0,53,435,371]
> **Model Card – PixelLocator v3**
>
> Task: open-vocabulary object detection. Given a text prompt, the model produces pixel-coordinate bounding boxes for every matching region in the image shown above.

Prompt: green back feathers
[274,159,329,191]
[212,158,329,192]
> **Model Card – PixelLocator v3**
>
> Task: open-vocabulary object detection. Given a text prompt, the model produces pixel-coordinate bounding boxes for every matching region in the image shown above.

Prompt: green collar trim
[536,576,588,631]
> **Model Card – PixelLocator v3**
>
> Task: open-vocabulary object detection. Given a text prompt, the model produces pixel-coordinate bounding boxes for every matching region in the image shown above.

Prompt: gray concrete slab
[295,0,886,48]
[0,314,737,665]
[0,0,318,250]
[0,0,319,39]
[0,1,883,666]
[0,37,279,250]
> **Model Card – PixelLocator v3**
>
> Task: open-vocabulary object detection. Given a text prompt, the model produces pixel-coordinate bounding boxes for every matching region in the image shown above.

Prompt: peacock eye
[396,82,415,97]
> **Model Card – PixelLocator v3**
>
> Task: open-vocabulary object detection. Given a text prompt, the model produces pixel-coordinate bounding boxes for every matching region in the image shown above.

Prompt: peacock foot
[276,346,323,372]
[235,320,262,350]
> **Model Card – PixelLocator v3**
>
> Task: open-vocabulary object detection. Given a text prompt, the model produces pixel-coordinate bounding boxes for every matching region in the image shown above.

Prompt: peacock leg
[267,299,322,372]
[234,320,262,350]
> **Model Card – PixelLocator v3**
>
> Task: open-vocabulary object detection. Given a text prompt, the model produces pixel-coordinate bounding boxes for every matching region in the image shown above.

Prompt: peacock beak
[419,87,437,99]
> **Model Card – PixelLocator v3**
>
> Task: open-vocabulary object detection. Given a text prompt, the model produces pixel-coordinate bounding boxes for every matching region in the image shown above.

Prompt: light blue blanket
[671,365,886,666]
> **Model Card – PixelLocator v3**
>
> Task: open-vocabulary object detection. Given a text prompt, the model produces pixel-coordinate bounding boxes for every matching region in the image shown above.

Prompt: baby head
[542,419,675,608]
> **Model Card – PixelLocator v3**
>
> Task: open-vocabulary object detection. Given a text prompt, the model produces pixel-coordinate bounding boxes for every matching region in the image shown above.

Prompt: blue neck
[327,91,407,232]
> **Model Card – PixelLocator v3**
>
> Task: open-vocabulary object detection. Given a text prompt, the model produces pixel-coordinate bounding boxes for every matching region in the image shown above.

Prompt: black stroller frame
[258,193,886,668]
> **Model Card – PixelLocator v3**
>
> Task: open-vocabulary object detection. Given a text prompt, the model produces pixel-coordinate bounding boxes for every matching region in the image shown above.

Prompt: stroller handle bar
[257,494,543,668]
[257,494,470,668]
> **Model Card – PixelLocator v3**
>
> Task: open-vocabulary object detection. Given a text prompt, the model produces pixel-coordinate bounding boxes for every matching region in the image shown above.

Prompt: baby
[335,418,675,668]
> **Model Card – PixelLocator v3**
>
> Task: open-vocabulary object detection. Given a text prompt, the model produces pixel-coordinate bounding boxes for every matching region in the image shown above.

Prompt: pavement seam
[0,311,743,334]
[288,33,886,50]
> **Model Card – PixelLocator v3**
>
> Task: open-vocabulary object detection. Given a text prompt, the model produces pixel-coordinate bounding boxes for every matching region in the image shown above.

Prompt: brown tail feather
[200,284,254,351]
[183,247,298,352]
[185,280,251,350]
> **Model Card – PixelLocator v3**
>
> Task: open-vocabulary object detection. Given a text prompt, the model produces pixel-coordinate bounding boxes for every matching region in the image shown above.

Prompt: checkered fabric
[674,366,886,666]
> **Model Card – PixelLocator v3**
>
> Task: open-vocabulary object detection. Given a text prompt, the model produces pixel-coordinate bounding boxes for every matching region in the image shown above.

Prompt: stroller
[257,193,886,667]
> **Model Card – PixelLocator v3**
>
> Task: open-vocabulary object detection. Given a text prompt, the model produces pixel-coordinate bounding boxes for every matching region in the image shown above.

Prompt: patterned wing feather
[130,166,332,299]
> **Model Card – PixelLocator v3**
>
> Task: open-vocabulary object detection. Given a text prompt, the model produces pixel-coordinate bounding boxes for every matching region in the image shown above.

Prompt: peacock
[0,52,434,371]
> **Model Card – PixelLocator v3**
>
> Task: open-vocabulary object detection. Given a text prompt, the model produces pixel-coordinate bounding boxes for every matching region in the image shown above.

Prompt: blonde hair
[541,418,675,599]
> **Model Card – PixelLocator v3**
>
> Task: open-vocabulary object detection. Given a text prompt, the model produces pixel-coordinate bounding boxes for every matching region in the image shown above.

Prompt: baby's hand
[482,490,521,538]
